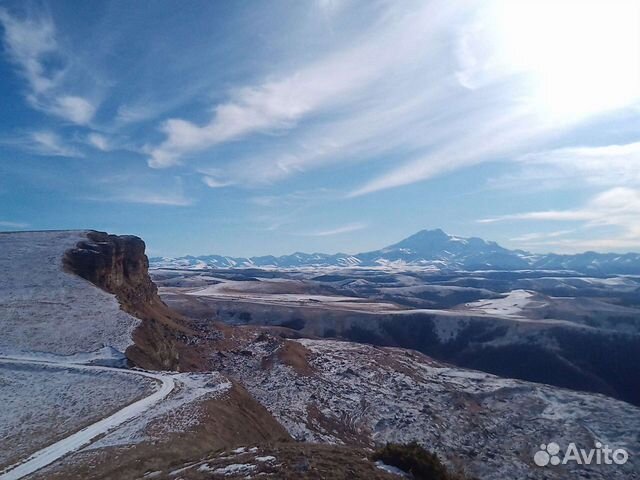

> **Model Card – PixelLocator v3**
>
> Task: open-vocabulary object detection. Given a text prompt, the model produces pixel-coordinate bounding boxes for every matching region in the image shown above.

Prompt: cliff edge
[63,230,204,370]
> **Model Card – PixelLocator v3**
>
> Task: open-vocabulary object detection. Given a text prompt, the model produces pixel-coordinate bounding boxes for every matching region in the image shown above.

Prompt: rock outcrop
[64,231,204,371]
[64,232,157,307]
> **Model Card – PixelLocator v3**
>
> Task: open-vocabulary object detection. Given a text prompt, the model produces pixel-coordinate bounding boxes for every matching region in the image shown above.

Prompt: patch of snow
[213,463,256,476]
[255,456,276,462]
[142,471,162,478]
[375,460,408,477]
[464,289,535,317]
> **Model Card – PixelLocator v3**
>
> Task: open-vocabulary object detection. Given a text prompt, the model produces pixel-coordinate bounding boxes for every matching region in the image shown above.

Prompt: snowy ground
[88,372,231,449]
[0,361,155,471]
[462,289,539,317]
[0,355,232,480]
[0,231,140,356]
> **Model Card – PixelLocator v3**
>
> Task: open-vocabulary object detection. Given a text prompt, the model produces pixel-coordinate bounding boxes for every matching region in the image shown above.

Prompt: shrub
[371,442,469,480]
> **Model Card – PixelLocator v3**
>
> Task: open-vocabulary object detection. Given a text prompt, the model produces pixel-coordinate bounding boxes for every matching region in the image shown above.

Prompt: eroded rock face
[64,231,156,307]
[64,231,199,371]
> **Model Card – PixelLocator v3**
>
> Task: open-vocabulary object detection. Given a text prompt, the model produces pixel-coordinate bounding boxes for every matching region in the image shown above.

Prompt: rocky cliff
[64,231,156,307]
[63,230,203,371]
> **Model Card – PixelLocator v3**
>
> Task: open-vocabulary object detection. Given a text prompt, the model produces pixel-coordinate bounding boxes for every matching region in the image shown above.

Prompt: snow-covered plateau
[0,231,140,356]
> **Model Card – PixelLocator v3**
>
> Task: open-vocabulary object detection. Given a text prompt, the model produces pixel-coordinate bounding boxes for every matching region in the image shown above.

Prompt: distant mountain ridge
[150,228,640,274]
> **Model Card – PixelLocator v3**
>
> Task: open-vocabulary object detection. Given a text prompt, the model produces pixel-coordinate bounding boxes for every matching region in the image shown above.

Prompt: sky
[1,0,640,257]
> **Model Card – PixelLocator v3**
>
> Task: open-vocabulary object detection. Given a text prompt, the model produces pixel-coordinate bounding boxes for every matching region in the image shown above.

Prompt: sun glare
[492,0,640,120]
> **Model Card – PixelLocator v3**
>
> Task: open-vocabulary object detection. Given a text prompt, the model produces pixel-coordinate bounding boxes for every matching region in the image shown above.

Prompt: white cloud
[316,0,343,15]
[86,174,193,206]
[51,95,96,125]
[29,131,81,157]
[0,7,58,94]
[300,222,367,237]
[521,142,640,186]
[0,220,29,229]
[479,210,594,224]
[480,187,640,226]
[509,229,576,243]
[115,192,193,206]
[144,0,614,198]
[483,140,640,195]
[115,103,160,125]
[88,190,193,207]
[202,176,233,188]
[349,105,555,196]
[140,0,640,201]
[146,1,457,169]
[87,132,109,151]
[0,8,96,124]
[481,187,640,252]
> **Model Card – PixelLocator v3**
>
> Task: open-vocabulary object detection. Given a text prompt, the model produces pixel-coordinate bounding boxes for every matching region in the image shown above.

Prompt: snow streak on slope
[0,231,140,356]
[463,289,538,317]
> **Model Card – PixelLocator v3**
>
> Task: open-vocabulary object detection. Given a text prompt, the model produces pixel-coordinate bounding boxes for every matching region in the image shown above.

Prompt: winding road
[0,357,175,480]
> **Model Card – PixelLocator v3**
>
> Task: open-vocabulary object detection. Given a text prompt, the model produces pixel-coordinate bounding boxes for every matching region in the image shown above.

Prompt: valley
[154,263,640,407]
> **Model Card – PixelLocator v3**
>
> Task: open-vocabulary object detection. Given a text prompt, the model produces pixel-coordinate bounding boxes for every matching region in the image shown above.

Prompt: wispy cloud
[300,222,367,237]
[247,188,337,232]
[0,8,96,124]
[31,130,82,157]
[142,0,639,198]
[250,188,333,207]
[0,130,82,157]
[480,188,640,225]
[146,2,458,169]
[0,220,29,229]
[113,191,193,206]
[88,175,194,206]
[202,176,233,188]
[49,95,95,125]
[527,142,640,186]
[86,132,109,151]
[88,190,193,207]
[509,229,576,243]
[481,187,640,252]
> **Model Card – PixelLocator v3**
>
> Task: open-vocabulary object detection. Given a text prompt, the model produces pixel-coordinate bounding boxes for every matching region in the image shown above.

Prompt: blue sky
[1,0,640,256]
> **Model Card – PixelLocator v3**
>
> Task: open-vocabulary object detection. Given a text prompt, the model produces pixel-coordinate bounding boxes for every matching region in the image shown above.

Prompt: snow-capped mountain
[151,228,640,274]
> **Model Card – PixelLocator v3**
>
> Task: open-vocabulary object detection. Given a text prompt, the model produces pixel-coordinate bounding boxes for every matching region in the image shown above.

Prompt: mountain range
[151,228,640,274]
